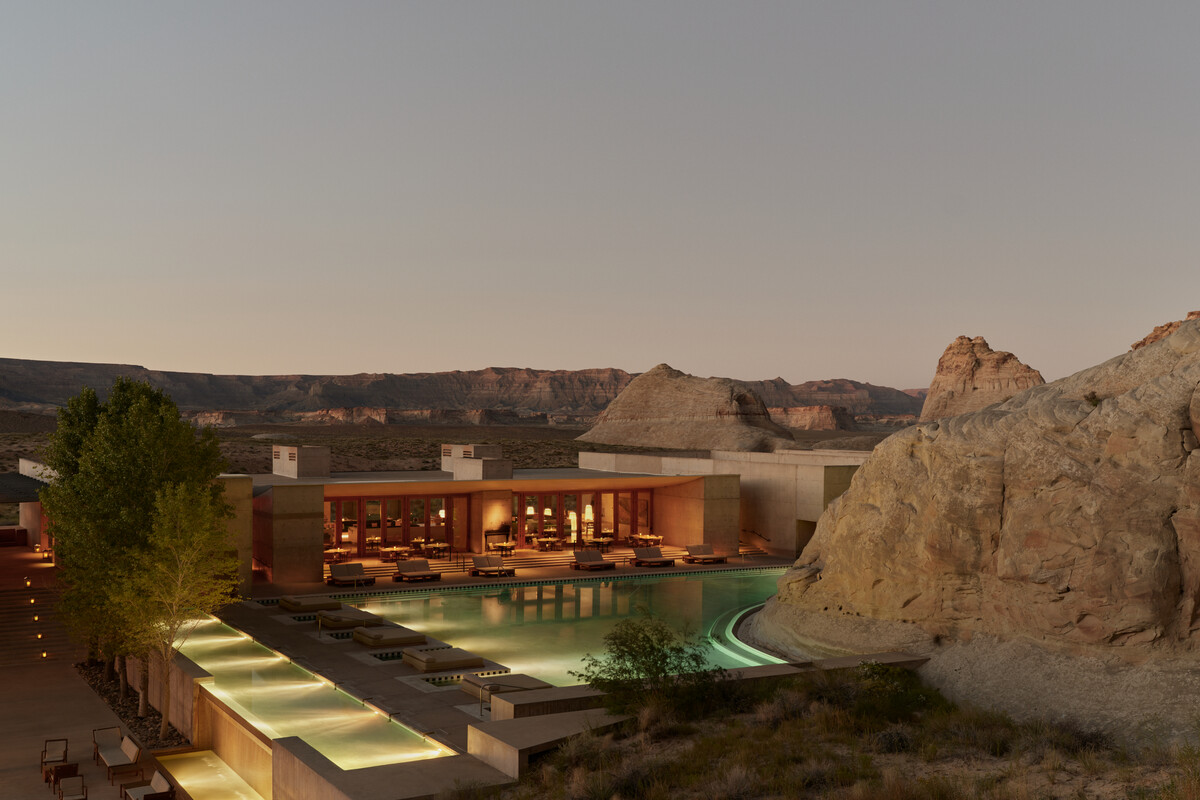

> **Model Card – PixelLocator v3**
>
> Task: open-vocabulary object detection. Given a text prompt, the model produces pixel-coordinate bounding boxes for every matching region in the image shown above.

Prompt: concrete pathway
[0,547,128,800]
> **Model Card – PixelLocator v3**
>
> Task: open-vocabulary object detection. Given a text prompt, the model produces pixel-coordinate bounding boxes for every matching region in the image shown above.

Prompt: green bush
[569,608,725,716]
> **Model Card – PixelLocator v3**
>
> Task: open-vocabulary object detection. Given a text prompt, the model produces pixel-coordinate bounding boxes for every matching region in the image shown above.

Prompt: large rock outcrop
[768,406,856,431]
[1132,310,1200,350]
[919,336,1044,421]
[751,319,1200,739]
[577,364,795,452]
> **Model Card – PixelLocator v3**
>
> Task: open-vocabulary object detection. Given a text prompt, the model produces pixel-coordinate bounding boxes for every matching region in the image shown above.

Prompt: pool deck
[0,544,794,799]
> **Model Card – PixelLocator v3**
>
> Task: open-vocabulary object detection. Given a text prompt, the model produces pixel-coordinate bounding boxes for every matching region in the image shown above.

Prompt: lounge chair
[402,645,485,673]
[470,555,515,577]
[101,736,142,783]
[327,562,376,587]
[121,770,174,800]
[682,544,728,564]
[92,727,120,764]
[58,775,88,800]
[278,595,343,613]
[41,737,68,782]
[570,550,616,571]
[316,607,385,630]
[352,624,426,647]
[392,558,441,582]
[632,547,675,568]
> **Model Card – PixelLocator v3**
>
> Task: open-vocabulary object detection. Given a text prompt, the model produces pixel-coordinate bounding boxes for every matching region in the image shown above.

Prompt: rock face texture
[1132,310,1200,350]
[577,364,795,452]
[768,406,856,431]
[748,378,923,416]
[919,336,1044,421]
[757,318,1200,661]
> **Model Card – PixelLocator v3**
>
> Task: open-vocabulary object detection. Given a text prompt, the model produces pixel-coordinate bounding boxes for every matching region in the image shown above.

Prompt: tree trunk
[158,650,172,741]
[137,657,149,718]
[118,654,128,699]
[105,651,116,682]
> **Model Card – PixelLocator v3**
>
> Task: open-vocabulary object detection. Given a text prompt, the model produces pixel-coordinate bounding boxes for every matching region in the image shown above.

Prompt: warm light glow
[584,505,594,522]
[438,508,445,519]
[37,633,42,639]
[544,508,552,516]
[41,651,47,658]
[33,615,38,621]
[525,505,535,516]
[24,577,30,587]
[29,598,35,604]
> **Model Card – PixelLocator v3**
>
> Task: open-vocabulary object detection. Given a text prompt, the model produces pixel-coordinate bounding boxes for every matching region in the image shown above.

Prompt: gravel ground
[75,661,189,750]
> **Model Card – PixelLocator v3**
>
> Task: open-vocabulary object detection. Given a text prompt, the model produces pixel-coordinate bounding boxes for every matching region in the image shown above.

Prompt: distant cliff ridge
[0,357,926,423]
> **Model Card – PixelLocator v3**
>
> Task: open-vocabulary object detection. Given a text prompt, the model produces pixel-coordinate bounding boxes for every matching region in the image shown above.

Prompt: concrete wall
[220,475,255,594]
[18,502,43,549]
[253,485,325,584]
[447,457,514,480]
[471,490,512,553]
[652,476,740,552]
[582,449,868,557]
[272,446,331,478]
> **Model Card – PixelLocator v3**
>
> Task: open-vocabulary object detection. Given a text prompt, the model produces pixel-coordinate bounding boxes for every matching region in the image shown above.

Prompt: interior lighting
[37,633,42,639]
[29,597,35,604]
[41,651,47,658]
[24,577,31,587]
[438,509,445,519]
[525,505,535,516]
[584,505,594,522]
[33,614,38,621]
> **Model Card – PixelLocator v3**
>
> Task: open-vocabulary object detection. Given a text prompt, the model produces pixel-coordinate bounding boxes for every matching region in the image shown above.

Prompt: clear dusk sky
[4,2,1198,390]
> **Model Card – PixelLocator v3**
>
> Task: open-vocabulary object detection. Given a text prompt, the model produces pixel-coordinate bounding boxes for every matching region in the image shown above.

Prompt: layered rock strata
[751,319,1200,739]
[768,406,856,431]
[577,364,795,452]
[919,336,1044,421]
[1131,310,1200,350]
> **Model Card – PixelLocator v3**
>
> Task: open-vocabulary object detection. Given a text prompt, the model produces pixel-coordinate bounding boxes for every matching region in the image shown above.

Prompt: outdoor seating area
[99,735,142,783]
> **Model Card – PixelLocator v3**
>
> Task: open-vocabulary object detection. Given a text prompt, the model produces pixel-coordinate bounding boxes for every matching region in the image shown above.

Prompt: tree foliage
[569,609,724,715]
[116,482,239,737]
[39,378,230,689]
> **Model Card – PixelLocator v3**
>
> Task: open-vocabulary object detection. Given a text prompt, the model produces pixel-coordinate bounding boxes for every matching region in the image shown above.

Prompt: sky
[3,2,1198,390]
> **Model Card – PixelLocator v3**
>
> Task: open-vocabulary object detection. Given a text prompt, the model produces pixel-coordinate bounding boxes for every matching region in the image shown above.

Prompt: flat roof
[0,472,45,504]
[234,467,714,495]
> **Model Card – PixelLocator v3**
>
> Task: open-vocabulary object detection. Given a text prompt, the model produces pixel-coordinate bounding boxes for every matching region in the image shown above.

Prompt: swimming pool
[357,567,787,685]
[176,618,454,769]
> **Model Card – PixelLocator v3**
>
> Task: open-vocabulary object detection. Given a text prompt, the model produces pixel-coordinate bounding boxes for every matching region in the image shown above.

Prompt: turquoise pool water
[175,618,453,769]
[358,567,787,685]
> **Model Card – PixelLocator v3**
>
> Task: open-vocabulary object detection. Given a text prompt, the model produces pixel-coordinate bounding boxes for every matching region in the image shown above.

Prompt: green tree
[569,609,723,715]
[40,378,228,693]
[117,482,239,738]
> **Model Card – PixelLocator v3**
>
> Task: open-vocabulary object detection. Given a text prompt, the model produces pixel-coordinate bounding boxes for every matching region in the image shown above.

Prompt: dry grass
[497,668,1185,800]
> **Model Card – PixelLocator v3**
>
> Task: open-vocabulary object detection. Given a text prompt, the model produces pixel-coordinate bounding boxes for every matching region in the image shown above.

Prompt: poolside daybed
[570,550,616,571]
[316,607,385,630]
[327,562,376,587]
[278,595,343,613]
[352,624,426,647]
[682,544,727,564]
[392,558,441,582]
[402,645,485,673]
[470,555,515,577]
[632,547,675,568]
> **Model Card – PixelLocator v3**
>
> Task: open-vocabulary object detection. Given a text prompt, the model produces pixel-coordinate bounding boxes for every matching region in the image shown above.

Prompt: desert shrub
[871,723,915,753]
[569,608,725,717]
[920,705,1020,757]
[853,661,950,723]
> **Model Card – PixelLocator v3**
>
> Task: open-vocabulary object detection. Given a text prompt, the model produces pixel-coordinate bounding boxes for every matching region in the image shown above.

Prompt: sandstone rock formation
[577,364,795,452]
[751,319,1200,739]
[919,336,1044,421]
[768,406,856,431]
[747,377,923,417]
[1131,310,1200,350]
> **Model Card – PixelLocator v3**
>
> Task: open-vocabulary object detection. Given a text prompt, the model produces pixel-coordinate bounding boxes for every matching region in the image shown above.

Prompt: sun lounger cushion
[402,646,485,673]
[393,559,441,582]
[571,550,616,570]
[352,624,426,647]
[683,544,728,564]
[470,555,515,576]
[125,770,173,800]
[317,607,385,629]
[279,595,343,613]
[633,547,675,567]
[327,562,376,587]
